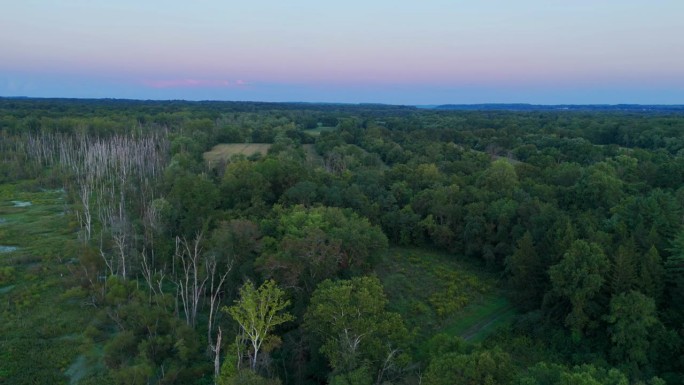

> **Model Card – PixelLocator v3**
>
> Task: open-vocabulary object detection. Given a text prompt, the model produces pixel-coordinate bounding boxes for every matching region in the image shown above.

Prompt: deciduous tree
[304,276,410,383]
[225,280,293,371]
[548,240,609,337]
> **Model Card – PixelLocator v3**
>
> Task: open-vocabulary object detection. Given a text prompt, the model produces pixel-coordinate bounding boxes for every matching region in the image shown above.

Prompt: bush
[0,266,15,284]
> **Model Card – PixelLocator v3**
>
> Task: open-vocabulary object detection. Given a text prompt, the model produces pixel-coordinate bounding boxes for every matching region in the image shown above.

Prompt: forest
[0,97,683,385]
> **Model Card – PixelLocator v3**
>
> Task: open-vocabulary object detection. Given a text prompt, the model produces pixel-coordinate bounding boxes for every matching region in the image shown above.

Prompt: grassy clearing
[302,144,325,167]
[378,247,515,345]
[203,143,272,164]
[378,248,494,333]
[442,295,516,342]
[0,182,90,384]
[302,126,337,136]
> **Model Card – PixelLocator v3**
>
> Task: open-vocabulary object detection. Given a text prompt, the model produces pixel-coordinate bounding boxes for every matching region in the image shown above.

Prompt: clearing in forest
[302,144,325,167]
[443,295,516,342]
[203,143,272,164]
[378,247,515,345]
[302,126,337,136]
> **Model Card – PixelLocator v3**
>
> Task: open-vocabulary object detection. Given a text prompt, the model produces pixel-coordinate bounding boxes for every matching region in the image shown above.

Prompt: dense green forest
[1,98,683,385]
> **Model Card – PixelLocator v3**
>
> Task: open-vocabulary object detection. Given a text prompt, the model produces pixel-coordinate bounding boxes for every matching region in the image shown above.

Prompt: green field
[0,182,90,384]
[442,295,516,342]
[302,126,337,136]
[203,143,272,164]
[378,247,515,345]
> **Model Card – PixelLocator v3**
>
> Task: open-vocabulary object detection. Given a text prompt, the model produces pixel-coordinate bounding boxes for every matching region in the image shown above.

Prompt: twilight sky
[1,0,682,104]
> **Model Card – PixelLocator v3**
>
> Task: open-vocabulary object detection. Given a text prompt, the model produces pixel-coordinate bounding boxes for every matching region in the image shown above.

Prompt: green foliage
[89,275,206,384]
[428,266,487,318]
[424,347,514,385]
[166,170,219,236]
[305,276,411,380]
[225,280,294,371]
[610,241,638,294]
[604,291,661,369]
[328,365,372,385]
[639,246,665,299]
[577,162,624,210]
[258,206,388,293]
[506,231,544,309]
[513,361,568,385]
[665,228,684,323]
[0,266,15,285]
[217,368,282,385]
[0,186,91,385]
[220,159,273,213]
[558,365,629,385]
[514,363,630,385]
[3,100,684,383]
[440,296,515,343]
[377,248,497,344]
[477,158,519,198]
[548,240,609,336]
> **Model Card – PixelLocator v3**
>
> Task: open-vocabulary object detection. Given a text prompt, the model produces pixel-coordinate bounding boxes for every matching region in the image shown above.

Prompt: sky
[1,0,683,104]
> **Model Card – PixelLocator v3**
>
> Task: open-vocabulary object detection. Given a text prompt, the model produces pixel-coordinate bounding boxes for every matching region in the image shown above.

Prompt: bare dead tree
[99,230,116,278]
[112,199,130,279]
[207,256,232,340]
[206,255,232,375]
[173,233,208,328]
[213,326,223,378]
[140,247,167,306]
[375,346,401,385]
[25,130,174,306]
[76,175,93,242]
[96,181,131,279]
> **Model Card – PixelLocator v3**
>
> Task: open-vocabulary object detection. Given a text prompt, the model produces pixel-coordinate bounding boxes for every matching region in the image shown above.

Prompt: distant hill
[3,97,683,113]
[423,104,684,112]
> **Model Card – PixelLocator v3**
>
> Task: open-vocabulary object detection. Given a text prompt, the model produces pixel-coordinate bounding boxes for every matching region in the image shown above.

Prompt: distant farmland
[203,143,271,164]
[302,126,336,136]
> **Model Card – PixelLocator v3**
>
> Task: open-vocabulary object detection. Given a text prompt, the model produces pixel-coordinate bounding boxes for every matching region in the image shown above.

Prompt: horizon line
[2,96,683,109]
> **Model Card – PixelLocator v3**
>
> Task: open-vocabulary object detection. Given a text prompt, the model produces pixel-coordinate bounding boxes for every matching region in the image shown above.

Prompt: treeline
[0,98,683,384]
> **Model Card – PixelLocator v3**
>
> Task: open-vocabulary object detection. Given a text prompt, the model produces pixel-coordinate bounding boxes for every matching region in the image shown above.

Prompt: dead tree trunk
[213,326,223,378]
[173,233,208,328]
[206,256,231,376]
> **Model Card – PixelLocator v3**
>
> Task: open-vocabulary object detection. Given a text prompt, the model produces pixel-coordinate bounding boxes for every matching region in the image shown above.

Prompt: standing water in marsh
[1,201,31,254]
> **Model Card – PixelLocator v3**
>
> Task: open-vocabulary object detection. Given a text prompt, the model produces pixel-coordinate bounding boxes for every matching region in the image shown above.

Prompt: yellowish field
[203,143,272,164]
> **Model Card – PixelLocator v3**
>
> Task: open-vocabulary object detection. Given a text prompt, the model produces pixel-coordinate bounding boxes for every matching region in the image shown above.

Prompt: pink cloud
[142,79,248,88]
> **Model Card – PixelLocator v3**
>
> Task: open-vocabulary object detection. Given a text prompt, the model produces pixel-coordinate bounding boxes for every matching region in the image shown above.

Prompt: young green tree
[506,231,544,309]
[604,291,662,371]
[424,347,513,385]
[666,228,684,323]
[258,206,388,293]
[225,280,294,371]
[610,241,638,295]
[476,158,519,198]
[548,240,609,337]
[304,276,411,383]
[638,246,665,299]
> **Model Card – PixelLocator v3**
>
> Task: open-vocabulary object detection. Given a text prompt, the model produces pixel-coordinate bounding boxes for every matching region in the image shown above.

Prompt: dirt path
[460,305,514,341]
